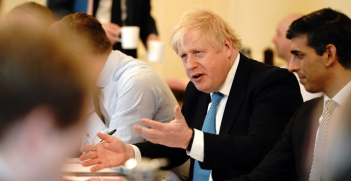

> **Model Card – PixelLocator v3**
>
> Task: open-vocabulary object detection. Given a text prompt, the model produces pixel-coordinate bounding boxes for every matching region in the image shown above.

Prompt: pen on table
[84,129,116,154]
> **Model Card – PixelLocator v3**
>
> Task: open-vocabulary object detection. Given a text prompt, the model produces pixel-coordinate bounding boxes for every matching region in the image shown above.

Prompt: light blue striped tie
[193,92,224,181]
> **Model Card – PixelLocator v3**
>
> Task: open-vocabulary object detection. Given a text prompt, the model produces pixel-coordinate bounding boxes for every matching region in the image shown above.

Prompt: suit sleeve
[201,68,303,171]
[231,106,301,181]
[134,82,193,170]
[139,0,158,46]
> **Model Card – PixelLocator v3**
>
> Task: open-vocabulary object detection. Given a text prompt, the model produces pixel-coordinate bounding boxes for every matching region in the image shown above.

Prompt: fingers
[80,151,97,162]
[108,23,121,31]
[81,143,95,152]
[90,162,109,172]
[97,132,115,143]
[102,23,121,35]
[106,33,118,44]
[134,125,162,142]
[174,105,185,122]
[81,156,101,167]
[140,118,165,131]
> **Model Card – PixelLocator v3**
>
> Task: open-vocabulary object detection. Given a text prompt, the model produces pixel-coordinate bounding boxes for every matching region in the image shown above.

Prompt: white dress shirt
[95,0,127,25]
[95,0,112,24]
[82,50,178,145]
[131,53,241,181]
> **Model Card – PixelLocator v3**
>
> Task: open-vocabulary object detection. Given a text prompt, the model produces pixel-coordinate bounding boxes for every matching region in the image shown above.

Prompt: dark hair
[0,24,88,138]
[51,12,112,55]
[287,8,351,69]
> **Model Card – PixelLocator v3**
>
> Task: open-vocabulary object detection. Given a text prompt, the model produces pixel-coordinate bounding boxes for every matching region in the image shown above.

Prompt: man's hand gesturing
[134,105,193,149]
[79,132,135,172]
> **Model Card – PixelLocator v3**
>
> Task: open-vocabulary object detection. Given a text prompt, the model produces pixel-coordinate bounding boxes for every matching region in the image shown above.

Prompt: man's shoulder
[111,51,159,82]
[236,55,296,91]
[243,56,292,79]
[291,96,323,121]
[299,96,323,110]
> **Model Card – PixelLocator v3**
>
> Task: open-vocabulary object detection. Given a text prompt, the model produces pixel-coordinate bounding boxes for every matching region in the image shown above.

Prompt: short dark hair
[51,12,112,55]
[0,24,88,139]
[287,8,351,69]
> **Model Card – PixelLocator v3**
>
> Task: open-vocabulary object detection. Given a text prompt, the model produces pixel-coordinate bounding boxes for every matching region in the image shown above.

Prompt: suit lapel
[219,53,250,134]
[193,93,211,130]
[301,98,324,178]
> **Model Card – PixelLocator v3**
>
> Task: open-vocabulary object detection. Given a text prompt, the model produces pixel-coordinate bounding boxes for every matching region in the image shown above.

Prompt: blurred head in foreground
[51,12,112,83]
[325,98,351,180]
[0,23,89,181]
[5,1,54,28]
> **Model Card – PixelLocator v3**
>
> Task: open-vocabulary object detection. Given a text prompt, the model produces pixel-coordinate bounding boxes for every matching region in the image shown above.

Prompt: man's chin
[304,86,319,94]
[193,83,213,93]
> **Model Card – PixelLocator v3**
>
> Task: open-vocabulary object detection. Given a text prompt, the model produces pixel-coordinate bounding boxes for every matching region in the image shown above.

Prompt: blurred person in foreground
[272,13,322,102]
[79,7,302,181]
[5,1,54,28]
[324,97,351,180]
[0,24,89,180]
[51,13,177,146]
[230,8,351,181]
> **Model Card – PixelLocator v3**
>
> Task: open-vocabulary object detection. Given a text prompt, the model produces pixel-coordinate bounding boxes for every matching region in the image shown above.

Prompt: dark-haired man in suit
[79,7,302,181]
[232,8,351,181]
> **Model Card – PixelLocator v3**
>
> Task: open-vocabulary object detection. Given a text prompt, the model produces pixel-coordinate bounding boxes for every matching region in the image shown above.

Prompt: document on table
[62,158,121,181]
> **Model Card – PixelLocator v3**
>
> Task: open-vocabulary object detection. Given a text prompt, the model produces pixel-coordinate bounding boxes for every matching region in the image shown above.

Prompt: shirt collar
[211,53,240,97]
[323,81,351,107]
[95,50,127,87]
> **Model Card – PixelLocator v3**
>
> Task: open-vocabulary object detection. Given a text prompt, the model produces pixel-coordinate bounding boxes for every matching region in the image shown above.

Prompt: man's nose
[288,57,299,72]
[186,55,198,70]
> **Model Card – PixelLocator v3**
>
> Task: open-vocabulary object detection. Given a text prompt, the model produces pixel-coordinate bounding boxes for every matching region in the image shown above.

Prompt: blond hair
[169,7,242,54]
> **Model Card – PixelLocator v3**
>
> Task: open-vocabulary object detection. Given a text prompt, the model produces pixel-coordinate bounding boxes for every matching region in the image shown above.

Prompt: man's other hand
[102,23,121,45]
[134,105,193,149]
[79,132,135,172]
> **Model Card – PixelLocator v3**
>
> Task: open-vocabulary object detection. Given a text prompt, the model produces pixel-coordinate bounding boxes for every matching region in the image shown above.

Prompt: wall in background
[1,0,351,79]
[145,0,351,79]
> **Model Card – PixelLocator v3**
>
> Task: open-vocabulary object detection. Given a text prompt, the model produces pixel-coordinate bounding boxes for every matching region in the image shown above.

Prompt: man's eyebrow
[291,50,299,54]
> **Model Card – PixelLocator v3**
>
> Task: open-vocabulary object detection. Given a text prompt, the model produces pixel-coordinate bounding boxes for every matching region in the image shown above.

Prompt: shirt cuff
[85,113,107,143]
[187,129,204,162]
[130,144,141,164]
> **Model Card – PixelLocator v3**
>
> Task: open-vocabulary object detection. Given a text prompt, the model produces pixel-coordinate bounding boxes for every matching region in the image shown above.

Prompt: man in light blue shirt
[51,12,177,145]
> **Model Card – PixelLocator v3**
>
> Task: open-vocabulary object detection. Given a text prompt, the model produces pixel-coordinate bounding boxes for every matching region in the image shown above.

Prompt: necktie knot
[325,100,337,113]
[212,92,224,105]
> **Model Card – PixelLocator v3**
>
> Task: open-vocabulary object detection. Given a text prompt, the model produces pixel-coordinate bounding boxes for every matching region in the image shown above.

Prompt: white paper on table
[62,158,120,181]
[62,158,117,173]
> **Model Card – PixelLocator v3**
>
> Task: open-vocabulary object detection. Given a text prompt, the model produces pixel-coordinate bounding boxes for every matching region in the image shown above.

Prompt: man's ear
[324,44,338,67]
[224,38,233,58]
